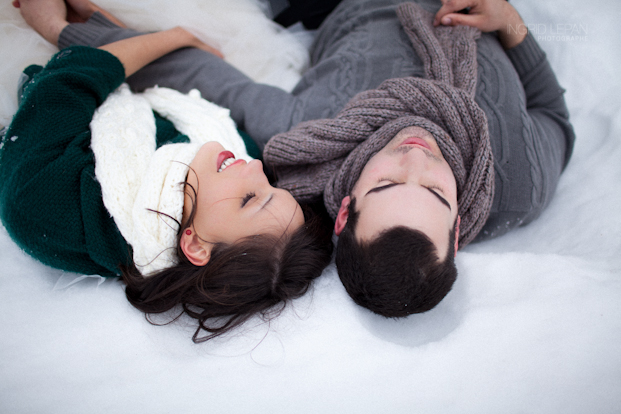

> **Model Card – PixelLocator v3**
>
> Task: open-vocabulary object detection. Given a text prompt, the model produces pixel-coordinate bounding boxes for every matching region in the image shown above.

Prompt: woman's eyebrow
[260,194,274,210]
[365,182,402,196]
[428,188,451,211]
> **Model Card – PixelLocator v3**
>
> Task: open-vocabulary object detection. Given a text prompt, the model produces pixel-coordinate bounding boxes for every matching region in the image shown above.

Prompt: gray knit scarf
[263,2,494,246]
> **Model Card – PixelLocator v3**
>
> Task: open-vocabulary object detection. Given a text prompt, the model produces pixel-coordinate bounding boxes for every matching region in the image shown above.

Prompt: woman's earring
[185,229,192,235]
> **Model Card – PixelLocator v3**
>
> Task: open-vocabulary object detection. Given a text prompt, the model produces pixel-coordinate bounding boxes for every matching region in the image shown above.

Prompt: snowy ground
[1,0,620,413]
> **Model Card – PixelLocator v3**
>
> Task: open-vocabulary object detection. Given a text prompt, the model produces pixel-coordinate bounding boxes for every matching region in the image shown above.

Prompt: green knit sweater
[0,46,258,277]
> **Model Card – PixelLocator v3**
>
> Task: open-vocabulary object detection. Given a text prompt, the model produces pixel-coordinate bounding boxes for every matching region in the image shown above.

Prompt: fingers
[437,13,485,28]
[433,0,474,26]
[190,36,224,59]
[201,45,224,59]
[434,0,523,36]
[179,27,225,59]
[65,0,95,20]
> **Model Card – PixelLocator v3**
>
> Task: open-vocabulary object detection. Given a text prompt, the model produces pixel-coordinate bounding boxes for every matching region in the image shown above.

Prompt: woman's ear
[180,229,211,266]
[334,196,351,236]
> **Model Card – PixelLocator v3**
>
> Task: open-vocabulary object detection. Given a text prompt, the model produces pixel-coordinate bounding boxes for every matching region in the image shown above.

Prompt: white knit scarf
[90,84,251,276]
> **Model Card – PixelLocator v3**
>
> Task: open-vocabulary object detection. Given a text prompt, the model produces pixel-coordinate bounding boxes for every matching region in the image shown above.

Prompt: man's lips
[400,137,431,150]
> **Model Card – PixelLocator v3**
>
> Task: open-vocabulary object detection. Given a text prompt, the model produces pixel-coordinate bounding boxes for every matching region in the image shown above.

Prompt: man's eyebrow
[428,188,451,211]
[365,183,452,211]
[365,182,402,196]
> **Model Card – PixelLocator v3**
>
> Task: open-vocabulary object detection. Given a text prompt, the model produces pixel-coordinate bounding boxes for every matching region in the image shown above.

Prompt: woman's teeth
[218,157,236,172]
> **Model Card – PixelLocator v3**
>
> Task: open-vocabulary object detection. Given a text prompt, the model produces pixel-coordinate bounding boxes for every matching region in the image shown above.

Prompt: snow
[1,0,620,413]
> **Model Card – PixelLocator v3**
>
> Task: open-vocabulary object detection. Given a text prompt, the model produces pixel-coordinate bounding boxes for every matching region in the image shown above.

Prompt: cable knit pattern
[264,3,494,246]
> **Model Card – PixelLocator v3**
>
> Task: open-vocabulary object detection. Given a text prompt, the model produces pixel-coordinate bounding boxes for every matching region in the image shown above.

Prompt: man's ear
[454,215,461,257]
[334,196,351,236]
[180,230,212,266]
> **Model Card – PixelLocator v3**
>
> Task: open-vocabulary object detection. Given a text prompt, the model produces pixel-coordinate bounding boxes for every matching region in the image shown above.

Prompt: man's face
[336,126,459,259]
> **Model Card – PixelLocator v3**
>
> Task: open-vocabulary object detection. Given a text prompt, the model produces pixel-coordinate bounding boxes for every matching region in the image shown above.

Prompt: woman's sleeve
[59,13,303,149]
[2,47,125,168]
[0,46,129,276]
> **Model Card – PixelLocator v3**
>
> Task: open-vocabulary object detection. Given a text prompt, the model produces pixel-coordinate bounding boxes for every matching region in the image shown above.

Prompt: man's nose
[401,148,430,172]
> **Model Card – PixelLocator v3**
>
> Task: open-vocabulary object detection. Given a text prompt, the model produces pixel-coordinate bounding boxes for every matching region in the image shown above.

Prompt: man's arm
[434,0,574,166]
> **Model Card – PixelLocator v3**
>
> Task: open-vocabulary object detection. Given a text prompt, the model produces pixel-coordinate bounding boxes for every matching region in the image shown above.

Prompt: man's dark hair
[335,198,457,317]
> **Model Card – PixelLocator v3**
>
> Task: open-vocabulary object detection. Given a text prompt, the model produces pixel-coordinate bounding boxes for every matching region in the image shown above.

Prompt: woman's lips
[228,160,246,168]
[400,137,431,150]
[217,151,235,171]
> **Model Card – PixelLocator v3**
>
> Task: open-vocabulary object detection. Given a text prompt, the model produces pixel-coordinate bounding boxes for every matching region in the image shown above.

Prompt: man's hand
[433,0,527,49]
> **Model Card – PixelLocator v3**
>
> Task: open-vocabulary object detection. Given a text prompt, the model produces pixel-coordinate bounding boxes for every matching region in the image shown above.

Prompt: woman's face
[183,142,304,248]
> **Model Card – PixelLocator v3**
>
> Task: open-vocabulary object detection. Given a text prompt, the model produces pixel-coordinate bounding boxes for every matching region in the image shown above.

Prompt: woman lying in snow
[0,0,333,342]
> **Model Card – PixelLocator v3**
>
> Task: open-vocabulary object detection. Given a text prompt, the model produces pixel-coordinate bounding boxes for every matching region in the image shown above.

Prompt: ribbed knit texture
[58,11,123,49]
[264,3,494,246]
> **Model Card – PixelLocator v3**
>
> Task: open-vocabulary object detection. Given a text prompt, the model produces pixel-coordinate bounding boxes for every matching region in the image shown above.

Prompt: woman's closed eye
[241,192,256,207]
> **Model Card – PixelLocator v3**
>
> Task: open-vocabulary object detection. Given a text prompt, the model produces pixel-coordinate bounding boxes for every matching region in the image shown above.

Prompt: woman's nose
[248,159,263,170]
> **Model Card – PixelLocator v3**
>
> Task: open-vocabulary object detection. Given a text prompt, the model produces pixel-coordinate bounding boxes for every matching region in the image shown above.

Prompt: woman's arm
[433,0,527,49]
[98,27,220,77]
[59,16,302,149]
[13,0,222,63]
[0,25,220,274]
[15,0,223,78]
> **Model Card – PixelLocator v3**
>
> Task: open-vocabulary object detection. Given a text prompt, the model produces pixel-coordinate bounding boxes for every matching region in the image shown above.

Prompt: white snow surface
[1,0,620,413]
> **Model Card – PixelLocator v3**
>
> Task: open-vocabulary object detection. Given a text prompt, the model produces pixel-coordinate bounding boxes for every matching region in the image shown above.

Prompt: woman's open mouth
[217,151,237,172]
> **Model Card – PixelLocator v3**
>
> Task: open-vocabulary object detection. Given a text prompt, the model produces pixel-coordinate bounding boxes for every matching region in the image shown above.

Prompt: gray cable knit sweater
[59,0,574,242]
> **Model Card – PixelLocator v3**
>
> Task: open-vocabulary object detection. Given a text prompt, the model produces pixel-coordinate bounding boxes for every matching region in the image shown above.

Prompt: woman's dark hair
[121,187,333,343]
[335,197,457,317]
